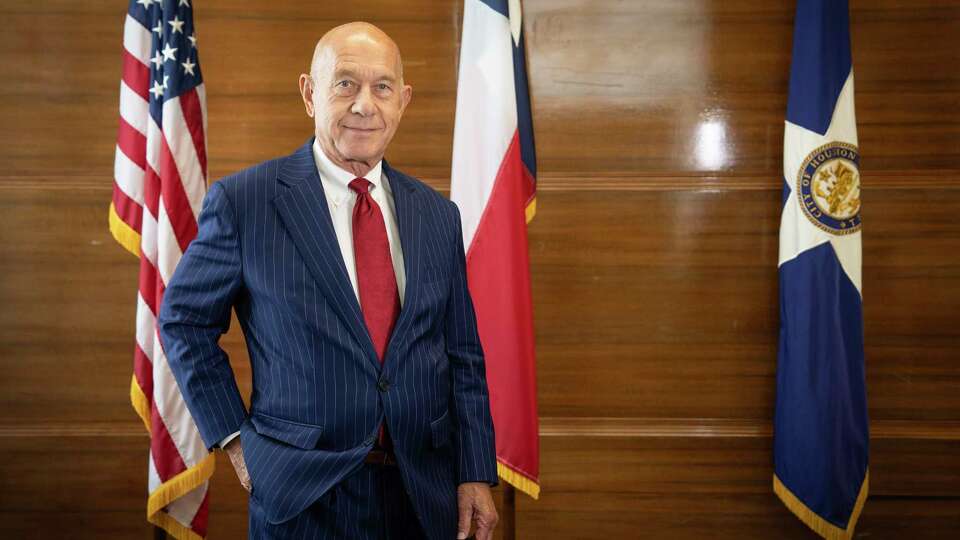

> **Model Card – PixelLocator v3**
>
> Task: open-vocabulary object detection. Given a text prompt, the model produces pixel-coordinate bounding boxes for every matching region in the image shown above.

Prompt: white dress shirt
[218,141,406,449]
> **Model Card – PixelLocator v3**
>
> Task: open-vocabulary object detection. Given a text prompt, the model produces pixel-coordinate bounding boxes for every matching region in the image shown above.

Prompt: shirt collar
[312,138,385,208]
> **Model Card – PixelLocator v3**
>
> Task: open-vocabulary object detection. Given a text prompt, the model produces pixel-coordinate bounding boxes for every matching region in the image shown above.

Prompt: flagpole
[502,483,516,540]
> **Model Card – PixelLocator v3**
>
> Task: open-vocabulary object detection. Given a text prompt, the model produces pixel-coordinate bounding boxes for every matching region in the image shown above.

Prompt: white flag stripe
[450,0,518,250]
[139,204,160,269]
[163,96,207,221]
[779,72,862,294]
[156,201,185,285]
[123,13,152,65]
[166,481,207,526]
[135,293,158,364]
[152,340,207,471]
[148,453,162,492]
[114,145,146,205]
[119,81,150,136]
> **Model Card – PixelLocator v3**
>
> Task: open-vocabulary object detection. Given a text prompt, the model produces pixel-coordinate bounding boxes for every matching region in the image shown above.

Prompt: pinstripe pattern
[159,138,498,538]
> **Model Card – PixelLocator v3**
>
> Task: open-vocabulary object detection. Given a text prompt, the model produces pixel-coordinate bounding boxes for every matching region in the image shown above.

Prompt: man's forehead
[333,58,399,79]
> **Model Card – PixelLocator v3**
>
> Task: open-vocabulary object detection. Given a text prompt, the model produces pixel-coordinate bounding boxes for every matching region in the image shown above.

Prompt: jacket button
[378,377,390,392]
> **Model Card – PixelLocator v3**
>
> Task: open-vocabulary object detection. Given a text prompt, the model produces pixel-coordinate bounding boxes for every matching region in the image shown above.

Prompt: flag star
[168,16,185,34]
[137,0,154,9]
[150,80,165,98]
[162,75,170,88]
[187,33,197,48]
[181,58,196,76]
[150,50,163,68]
[179,0,191,6]
[152,21,163,35]
[162,43,178,61]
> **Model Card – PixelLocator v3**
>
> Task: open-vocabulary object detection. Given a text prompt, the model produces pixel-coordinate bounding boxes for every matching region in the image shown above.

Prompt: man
[159,22,499,539]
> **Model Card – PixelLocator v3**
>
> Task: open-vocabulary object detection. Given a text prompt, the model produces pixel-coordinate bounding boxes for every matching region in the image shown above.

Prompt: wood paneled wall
[1,0,958,537]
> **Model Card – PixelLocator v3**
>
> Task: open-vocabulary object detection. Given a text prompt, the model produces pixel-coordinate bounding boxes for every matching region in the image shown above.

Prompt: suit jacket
[158,138,498,538]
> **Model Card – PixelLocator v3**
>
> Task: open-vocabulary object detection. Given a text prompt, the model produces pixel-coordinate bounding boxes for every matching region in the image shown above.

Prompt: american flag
[109,0,212,538]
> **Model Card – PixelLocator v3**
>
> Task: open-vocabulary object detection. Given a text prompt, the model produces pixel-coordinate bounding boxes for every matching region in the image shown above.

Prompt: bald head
[298,22,413,177]
[310,22,404,82]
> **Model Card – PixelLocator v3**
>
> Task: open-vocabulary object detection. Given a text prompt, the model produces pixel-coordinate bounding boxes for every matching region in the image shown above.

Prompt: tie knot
[349,178,372,195]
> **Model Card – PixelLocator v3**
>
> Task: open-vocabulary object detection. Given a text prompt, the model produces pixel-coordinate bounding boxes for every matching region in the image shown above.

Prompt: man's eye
[377,83,390,91]
[336,80,352,88]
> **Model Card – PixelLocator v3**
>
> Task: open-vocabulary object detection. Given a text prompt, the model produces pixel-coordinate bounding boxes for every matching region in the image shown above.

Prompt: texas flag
[774,1,868,538]
[450,0,540,498]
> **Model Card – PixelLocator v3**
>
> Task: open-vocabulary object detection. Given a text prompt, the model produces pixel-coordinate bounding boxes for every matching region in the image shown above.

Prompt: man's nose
[350,85,376,117]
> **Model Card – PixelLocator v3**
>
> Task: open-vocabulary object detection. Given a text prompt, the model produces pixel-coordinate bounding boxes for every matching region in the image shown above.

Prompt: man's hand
[456,482,498,540]
[223,437,251,493]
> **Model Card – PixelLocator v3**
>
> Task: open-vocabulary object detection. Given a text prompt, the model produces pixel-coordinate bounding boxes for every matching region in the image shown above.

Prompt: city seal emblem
[796,141,862,235]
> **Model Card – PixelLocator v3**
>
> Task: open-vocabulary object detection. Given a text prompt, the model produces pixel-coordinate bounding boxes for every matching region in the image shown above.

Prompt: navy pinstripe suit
[159,138,498,538]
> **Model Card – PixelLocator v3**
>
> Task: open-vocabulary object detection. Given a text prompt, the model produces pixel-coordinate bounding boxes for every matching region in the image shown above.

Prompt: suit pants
[248,463,426,539]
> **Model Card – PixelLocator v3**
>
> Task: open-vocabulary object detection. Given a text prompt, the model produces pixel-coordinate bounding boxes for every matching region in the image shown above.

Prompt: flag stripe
[122,50,151,101]
[117,116,148,171]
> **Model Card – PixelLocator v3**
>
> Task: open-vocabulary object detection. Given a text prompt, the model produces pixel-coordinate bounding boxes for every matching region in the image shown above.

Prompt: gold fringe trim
[109,201,141,258]
[773,470,869,540]
[130,374,152,432]
[132,374,216,538]
[150,507,205,540]
[147,452,216,539]
[497,461,540,499]
[524,196,537,224]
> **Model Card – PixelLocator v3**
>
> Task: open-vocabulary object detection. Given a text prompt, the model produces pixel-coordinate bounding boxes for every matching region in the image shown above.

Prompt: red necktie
[349,178,401,361]
[349,177,400,449]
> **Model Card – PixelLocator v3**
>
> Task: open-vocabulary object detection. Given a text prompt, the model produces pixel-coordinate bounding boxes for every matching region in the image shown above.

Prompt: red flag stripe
[122,50,151,101]
[158,136,200,254]
[112,185,144,233]
[178,88,208,178]
[150,405,189,480]
[117,116,148,171]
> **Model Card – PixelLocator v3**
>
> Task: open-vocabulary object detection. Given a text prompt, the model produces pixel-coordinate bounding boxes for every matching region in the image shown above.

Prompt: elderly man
[159,22,499,539]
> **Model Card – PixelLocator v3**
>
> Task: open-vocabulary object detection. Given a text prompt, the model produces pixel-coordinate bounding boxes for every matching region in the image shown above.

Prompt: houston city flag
[109,0,213,537]
[774,1,868,538]
[451,0,540,498]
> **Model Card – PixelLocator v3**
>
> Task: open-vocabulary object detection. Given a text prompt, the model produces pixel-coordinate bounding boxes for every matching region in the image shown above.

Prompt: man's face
[301,34,412,170]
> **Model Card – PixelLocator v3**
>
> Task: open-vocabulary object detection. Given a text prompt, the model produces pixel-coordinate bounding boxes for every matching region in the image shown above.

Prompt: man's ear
[399,83,413,117]
[299,74,315,118]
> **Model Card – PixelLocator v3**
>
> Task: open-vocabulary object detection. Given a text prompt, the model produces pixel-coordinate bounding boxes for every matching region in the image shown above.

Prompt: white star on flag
[182,58,196,76]
[180,0,191,6]
[187,33,197,48]
[168,16,185,34]
[161,43,177,61]
[152,21,162,35]
[150,50,163,68]
[149,80,164,98]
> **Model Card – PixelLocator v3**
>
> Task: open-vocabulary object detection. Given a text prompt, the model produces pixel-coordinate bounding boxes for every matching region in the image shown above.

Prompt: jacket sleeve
[158,181,248,450]
[444,203,499,486]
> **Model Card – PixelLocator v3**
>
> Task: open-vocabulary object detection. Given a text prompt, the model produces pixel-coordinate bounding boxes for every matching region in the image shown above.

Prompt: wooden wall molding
[2,170,957,193]
[2,418,956,441]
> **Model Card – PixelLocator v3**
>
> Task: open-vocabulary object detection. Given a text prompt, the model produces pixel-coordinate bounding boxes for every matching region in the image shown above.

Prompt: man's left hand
[456,482,498,540]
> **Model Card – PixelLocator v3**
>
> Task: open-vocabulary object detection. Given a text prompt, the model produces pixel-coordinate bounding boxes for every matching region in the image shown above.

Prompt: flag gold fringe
[497,460,540,499]
[773,470,869,540]
[130,374,152,432]
[109,202,141,257]
[146,452,216,538]
[524,196,537,224]
[151,510,205,540]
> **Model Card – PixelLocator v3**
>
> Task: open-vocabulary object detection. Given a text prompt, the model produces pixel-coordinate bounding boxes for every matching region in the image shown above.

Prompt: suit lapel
[271,140,379,371]
[383,161,421,369]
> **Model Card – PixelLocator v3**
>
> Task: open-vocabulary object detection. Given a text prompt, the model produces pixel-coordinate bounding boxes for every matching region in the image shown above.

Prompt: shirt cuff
[218,431,240,449]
